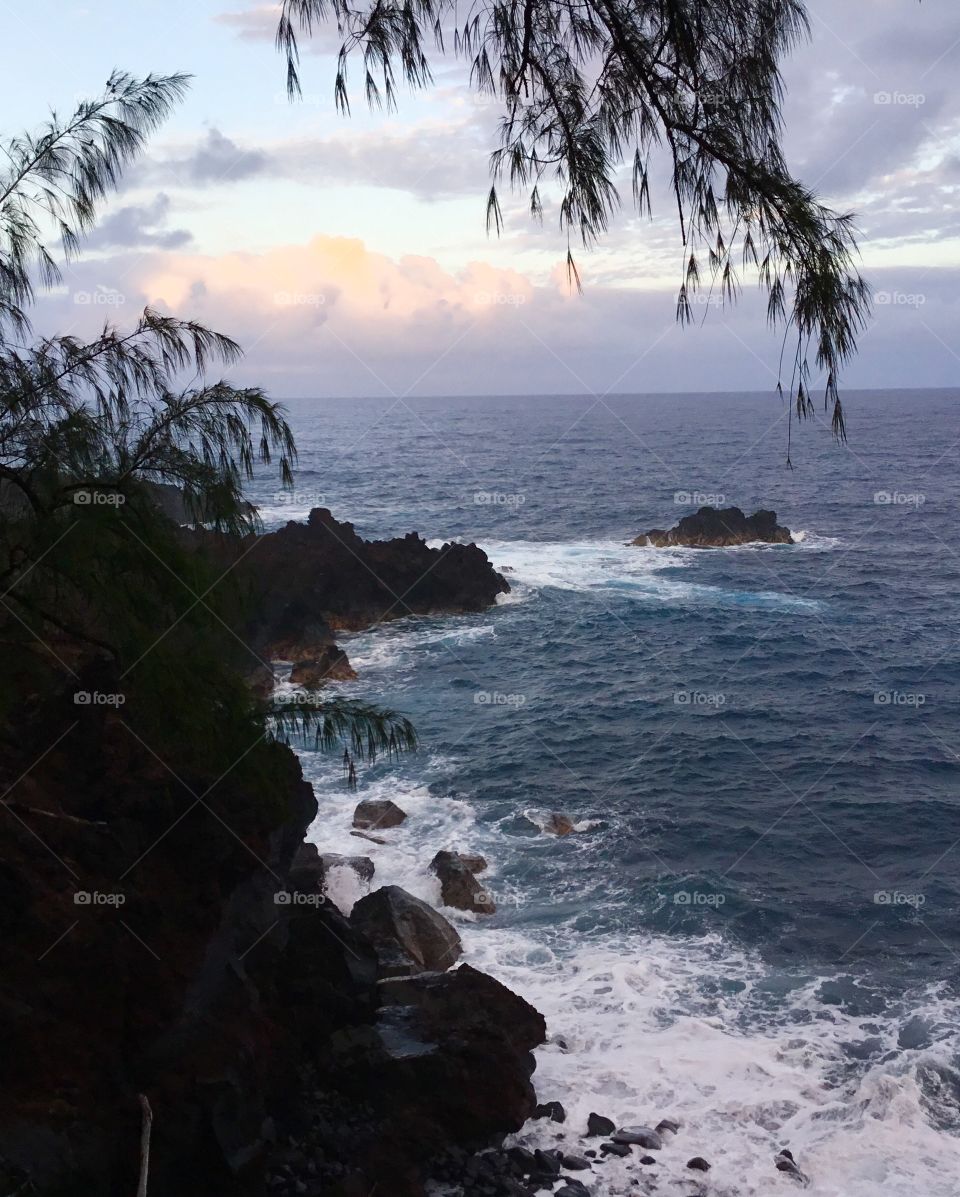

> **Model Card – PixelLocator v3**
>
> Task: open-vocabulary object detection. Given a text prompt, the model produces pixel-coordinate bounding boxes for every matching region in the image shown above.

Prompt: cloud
[84,194,193,251]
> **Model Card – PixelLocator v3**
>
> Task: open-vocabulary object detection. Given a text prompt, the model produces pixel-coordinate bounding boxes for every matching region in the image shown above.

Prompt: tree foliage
[277,0,869,443]
[0,72,415,777]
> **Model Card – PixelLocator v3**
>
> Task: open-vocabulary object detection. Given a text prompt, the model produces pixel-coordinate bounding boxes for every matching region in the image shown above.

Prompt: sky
[2,0,959,399]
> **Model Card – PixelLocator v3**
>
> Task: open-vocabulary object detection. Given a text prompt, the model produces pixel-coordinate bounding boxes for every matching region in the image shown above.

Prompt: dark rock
[288,844,374,894]
[350,885,461,976]
[534,1102,567,1123]
[611,1126,662,1149]
[555,1184,590,1197]
[600,1142,631,1158]
[320,853,375,884]
[289,646,357,686]
[507,1145,538,1173]
[534,1148,564,1174]
[654,1118,679,1136]
[639,1155,657,1165]
[776,1150,809,1185]
[352,798,407,830]
[543,813,576,836]
[687,1156,712,1171]
[586,1112,615,1137]
[459,854,488,874]
[560,1153,591,1170]
[634,505,793,548]
[431,850,496,914]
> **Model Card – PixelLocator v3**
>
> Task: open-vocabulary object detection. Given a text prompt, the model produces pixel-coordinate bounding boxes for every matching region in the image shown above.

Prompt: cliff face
[0,655,544,1197]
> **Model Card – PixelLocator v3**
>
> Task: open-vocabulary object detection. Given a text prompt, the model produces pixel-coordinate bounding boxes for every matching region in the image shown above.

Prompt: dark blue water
[248,389,960,1193]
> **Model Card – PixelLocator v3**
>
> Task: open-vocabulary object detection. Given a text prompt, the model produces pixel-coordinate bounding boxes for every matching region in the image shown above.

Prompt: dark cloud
[84,194,193,251]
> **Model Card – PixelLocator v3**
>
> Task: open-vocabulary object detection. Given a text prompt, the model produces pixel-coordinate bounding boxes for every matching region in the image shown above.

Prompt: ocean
[248,388,960,1196]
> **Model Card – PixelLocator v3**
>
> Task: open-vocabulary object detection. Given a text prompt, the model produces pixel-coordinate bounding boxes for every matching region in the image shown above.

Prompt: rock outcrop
[633,505,793,548]
[353,798,407,830]
[430,850,496,914]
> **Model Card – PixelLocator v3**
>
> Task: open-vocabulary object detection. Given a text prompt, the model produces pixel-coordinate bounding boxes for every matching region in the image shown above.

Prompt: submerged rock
[430,850,495,914]
[633,505,793,548]
[352,798,407,830]
[543,813,576,836]
[350,885,461,976]
[612,1126,662,1150]
[776,1149,810,1185]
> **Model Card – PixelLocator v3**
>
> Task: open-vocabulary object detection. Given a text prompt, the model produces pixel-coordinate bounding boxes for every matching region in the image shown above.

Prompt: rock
[352,798,407,830]
[350,829,387,845]
[612,1126,662,1150]
[507,1145,538,1173]
[555,1184,590,1197]
[533,1101,567,1123]
[459,853,488,874]
[289,646,357,686]
[687,1156,711,1171]
[289,844,375,892]
[655,1118,679,1136]
[633,505,793,548]
[560,1153,591,1170]
[543,813,576,836]
[639,1155,657,1165]
[587,1112,615,1137]
[430,850,496,914]
[320,853,375,883]
[600,1142,631,1158]
[776,1150,809,1185]
[350,885,462,976]
[534,1148,564,1174]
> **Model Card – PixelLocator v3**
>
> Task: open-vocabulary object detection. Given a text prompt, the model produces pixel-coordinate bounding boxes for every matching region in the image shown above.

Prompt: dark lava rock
[431,850,496,914]
[560,1153,591,1170]
[639,1155,657,1165]
[353,798,407,830]
[350,885,461,976]
[612,1126,662,1150]
[533,1101,567,1123]
[586,1112,615,1137]
[655,1118,679,1136]
[534,1148,564,1173]
[687,1156,712,1171]
[555,1183,591,1197]
[776,1149,809,1184]
[634,505,793,549]
[289,645,357,686]
[600,1142,631,1158]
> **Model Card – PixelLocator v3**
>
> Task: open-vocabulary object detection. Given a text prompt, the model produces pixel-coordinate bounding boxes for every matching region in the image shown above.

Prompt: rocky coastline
[633,505,794,548]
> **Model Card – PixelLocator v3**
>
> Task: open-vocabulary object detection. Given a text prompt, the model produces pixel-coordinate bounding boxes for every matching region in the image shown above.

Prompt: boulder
[430,850,495,915]
[655,1118,679,1136]
[612,1126,662,1150]
[288,844,374,893]
[775,1149,809,1185]
[289,646,357,686]
[633,505,793,548]
[350,885,461,976]
[543,813,576,836]
[687,1156,711,1171]
[353,798,407,830]
[459,854,488,874]
[533,1101,566,1123]
[600,1142,631,1158]
[587,1112,615,1137]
